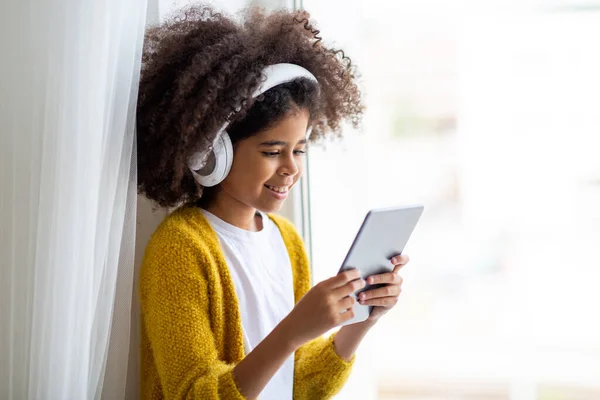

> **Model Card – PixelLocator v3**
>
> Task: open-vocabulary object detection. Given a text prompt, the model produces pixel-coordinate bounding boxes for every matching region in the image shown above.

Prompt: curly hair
[136,4,364,208]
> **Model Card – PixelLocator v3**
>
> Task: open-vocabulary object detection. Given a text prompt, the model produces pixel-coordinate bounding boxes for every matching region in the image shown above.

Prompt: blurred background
[302,1,600,400]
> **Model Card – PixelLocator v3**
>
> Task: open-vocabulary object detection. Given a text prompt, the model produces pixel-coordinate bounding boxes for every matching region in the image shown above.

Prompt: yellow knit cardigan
[139,207,355,399]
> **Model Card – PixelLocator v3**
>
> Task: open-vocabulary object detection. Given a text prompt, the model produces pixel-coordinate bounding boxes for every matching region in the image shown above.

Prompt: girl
[137,5,409,399]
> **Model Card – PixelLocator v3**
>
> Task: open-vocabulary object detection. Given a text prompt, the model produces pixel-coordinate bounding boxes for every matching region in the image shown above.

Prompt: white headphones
[187,63,319,187]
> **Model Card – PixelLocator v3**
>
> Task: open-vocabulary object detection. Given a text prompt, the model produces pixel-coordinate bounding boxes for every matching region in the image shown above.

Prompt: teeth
[266,185,288,193]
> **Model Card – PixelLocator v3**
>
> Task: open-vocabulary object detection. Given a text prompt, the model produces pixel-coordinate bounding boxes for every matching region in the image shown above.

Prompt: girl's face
[218,108,310,214]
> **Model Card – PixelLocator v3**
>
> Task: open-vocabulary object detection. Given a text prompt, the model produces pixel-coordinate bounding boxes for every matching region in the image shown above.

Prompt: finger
[339,295,356,311]
[338,308,356,324]
[367,272,403,285]
[390,254,410,265]
[329,268,361,288]
[359,296,399,307]
[358,284,401,301]
[332,278,366,299]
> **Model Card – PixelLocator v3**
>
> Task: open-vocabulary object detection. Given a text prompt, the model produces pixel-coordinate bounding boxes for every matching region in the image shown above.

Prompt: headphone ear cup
[190,132,234,187]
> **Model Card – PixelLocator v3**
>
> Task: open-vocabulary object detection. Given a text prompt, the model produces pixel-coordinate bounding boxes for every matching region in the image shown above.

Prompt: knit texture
[139,207,355,399]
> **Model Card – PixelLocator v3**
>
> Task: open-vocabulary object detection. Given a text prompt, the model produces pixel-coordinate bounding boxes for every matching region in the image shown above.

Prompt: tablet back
[338,204,424,326]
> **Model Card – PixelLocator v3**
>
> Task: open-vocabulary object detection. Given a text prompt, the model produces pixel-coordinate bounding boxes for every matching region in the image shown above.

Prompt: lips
[264,184,289,194]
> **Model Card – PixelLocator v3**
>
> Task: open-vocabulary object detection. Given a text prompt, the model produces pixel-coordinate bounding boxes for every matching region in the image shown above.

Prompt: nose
[278,152,300,177]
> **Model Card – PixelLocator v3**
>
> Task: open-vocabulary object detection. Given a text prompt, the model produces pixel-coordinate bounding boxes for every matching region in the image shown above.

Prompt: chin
[260,203,283,214]
[256,199,285,214]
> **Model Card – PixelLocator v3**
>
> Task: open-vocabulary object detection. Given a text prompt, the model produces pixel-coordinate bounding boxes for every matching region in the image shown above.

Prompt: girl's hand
[359,254,410,322]
[283,269,366,347]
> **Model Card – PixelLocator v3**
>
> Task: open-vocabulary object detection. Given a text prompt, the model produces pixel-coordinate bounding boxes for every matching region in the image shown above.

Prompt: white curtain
[0,0,147,398]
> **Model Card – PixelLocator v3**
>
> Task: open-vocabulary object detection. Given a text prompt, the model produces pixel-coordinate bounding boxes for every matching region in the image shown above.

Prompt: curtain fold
[0,0,147,398]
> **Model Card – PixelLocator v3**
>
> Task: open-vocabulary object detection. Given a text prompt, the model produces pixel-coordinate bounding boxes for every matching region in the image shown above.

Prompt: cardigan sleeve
[139,223,245,400]
[292,331,356,399]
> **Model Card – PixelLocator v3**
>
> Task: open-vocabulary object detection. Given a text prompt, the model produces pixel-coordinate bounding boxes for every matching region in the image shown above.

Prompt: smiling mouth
[264,184,289,194]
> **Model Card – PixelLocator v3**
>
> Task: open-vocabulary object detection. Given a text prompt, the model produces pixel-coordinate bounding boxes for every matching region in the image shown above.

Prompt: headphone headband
[251,63,319,98]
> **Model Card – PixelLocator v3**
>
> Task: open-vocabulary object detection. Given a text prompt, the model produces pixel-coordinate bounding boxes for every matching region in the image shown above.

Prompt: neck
[202,189,262,232]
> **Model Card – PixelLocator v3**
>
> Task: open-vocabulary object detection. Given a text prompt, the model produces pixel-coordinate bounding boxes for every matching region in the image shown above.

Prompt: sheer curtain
[0,0,147,398]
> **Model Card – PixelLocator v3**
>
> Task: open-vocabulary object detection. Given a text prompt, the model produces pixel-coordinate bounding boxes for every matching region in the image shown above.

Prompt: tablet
[337,204,424,326]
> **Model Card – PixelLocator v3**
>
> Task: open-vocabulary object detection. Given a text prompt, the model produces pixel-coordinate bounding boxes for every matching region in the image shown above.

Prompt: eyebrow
[258,139,307,147]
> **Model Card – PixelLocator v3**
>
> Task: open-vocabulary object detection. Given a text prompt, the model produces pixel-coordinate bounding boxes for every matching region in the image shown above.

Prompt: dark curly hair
[136,4,364,208]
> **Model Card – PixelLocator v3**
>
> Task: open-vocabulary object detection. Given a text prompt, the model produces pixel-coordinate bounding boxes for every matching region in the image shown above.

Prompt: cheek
[298,159,305,174]
[295,159,305,179]
[227,154,273,188]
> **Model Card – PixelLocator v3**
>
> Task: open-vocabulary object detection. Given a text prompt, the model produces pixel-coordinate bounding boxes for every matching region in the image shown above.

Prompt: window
[303,2,600,399]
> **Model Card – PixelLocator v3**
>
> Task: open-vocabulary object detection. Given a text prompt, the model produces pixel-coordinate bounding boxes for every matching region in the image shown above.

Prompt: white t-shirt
[201,209,296,400]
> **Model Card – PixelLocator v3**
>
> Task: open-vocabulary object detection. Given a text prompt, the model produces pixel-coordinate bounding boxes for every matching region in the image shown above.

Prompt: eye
[262,151,280,158]
[294,149,306,156]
